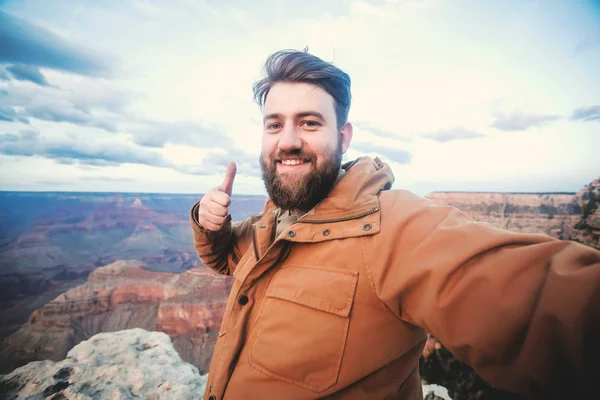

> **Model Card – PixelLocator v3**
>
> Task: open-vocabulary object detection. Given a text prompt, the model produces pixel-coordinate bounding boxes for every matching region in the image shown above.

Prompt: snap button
[260,225,266,229]
[322,229,330,236]
[208,396,216,400]
[363,223,372,231]
[288,231,296,238]
[237,295,249,305]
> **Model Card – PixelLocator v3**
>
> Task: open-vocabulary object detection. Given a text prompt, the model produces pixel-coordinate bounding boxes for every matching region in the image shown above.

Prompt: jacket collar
[262,156,394,222]
[240,157,395,273]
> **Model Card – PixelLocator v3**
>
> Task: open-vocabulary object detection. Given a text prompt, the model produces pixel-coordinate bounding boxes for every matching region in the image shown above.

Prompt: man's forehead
[263,82,335,117]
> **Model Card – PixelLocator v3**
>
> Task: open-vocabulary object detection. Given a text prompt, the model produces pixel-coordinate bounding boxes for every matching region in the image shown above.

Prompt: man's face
[260,82,352,211]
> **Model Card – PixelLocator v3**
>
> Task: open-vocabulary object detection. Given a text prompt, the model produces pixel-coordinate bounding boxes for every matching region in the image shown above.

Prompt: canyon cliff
[0,260,232,375]
[0,192,264,344]
[569,178,600,248]
[424,192,580,239]
[425,179,599,250]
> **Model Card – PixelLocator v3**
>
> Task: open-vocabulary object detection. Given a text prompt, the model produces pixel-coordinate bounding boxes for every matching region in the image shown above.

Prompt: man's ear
[340,122,353,154]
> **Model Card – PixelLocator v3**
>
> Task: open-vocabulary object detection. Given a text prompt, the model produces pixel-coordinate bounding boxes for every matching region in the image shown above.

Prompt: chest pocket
[249,265,358,393]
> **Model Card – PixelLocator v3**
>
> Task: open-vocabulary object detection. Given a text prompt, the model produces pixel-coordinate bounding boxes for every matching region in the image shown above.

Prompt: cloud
[0,11,112,77]
[19,129,40,140]
[80,176,137,182]
[0,81,136,132]
[0,70,9,81]
[421,126,487,142]
[352,141,412,164]
[132,121,233,148]
[353,121,411,142]
[0,133,19,143]
[570,105,600,122]
[0,129,257,177]
[0,129,175,169]
[0,133,19,142]
[204,148,261,176]
[26,102,119,132]
[490,111,561,131]
[179,148,261,177]
[0,105,29,123]
[6,64,49,86]
[574,33,600,55]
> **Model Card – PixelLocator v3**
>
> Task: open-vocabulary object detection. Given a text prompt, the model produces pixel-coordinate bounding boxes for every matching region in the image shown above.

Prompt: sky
[0,0,599,196]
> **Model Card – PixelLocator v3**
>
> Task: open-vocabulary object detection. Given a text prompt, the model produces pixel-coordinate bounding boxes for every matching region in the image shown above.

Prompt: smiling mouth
[277,159,310,166]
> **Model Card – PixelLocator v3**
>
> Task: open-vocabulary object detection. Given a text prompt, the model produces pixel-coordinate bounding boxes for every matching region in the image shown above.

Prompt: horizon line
[0,189,579,196]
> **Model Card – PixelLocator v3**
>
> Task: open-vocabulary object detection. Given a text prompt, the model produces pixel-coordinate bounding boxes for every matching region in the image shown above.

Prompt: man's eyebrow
[296,111,325,121]
[263,113,281,122]
[263,111,326,122]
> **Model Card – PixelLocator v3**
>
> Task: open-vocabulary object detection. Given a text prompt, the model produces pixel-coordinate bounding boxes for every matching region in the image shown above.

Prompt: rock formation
[0,328,208,400]
[569,178,600,248]
[0,192,265,343]
[425,192,581,240]
[422,384,452,400]
[0,260,232,375]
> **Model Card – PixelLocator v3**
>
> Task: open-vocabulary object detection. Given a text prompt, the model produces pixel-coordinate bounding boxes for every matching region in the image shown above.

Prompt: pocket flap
[265,266,358,317]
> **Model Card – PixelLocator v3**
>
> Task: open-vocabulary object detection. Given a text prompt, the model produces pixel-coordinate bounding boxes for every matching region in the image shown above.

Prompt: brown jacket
[191,156,600,399]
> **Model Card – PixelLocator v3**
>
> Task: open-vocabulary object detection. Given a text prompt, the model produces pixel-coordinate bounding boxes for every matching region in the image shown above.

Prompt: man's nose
[278,125,302,152]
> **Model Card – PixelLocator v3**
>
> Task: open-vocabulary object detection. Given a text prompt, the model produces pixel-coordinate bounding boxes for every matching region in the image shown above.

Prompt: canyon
[425,178,599,249]
[0,260,232,375]
[0,192,264,343]
[1,177,598,399]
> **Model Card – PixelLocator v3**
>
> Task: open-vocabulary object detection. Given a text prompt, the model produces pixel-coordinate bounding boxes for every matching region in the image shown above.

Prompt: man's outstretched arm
[368,191,600,399]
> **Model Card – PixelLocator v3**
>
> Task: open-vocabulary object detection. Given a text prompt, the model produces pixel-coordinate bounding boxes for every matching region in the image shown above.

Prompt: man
[191,49,599,400]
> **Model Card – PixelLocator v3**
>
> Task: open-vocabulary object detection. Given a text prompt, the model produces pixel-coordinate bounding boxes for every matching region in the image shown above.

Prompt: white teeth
[282,159,304,166]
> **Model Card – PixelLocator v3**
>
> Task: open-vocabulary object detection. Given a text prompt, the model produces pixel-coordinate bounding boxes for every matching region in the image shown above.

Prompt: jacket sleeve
[369,191,600,399]
[189,202,261,275]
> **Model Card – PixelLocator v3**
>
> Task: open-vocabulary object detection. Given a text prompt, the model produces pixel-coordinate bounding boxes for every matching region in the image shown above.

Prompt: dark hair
[253,48,352,130]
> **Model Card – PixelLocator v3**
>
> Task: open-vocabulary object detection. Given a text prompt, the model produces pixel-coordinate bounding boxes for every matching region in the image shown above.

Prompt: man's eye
[302,121,321,128]
[266,123,281,130]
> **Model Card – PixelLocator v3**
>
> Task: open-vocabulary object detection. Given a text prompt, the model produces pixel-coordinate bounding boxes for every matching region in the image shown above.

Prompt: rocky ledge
[0,328,208,400]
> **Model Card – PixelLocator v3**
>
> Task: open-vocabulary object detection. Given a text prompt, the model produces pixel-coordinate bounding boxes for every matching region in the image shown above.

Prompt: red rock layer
[0,260,232,374]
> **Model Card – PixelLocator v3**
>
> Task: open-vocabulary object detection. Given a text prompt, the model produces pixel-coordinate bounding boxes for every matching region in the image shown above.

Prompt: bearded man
[190,49,600,400]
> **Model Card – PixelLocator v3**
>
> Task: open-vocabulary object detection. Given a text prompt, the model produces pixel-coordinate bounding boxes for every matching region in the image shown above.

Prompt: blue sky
[0,0,599,195]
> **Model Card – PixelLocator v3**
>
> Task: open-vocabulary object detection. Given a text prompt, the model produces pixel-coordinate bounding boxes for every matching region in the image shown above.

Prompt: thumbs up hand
[198,161,237,231]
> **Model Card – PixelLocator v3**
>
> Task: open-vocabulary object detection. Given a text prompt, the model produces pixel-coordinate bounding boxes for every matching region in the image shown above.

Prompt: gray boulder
[0,328,207,399]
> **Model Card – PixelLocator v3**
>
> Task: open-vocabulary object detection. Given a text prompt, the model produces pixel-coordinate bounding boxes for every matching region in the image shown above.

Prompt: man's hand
[198,161,237,231]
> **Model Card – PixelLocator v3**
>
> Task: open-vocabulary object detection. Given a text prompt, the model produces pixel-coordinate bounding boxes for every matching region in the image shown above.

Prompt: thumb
[219,161,237,196]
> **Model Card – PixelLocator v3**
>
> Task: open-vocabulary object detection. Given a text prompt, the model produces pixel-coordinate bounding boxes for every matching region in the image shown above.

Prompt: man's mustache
[270,150,317,163]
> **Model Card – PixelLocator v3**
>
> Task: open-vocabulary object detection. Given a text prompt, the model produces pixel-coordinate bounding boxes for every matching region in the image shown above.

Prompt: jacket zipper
[297,207,379,224]
[252,225,260,261]
[270,210,278,244]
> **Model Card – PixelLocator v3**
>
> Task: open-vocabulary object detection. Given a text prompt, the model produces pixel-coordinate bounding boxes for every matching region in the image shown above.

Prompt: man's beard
[260,143,342,212]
